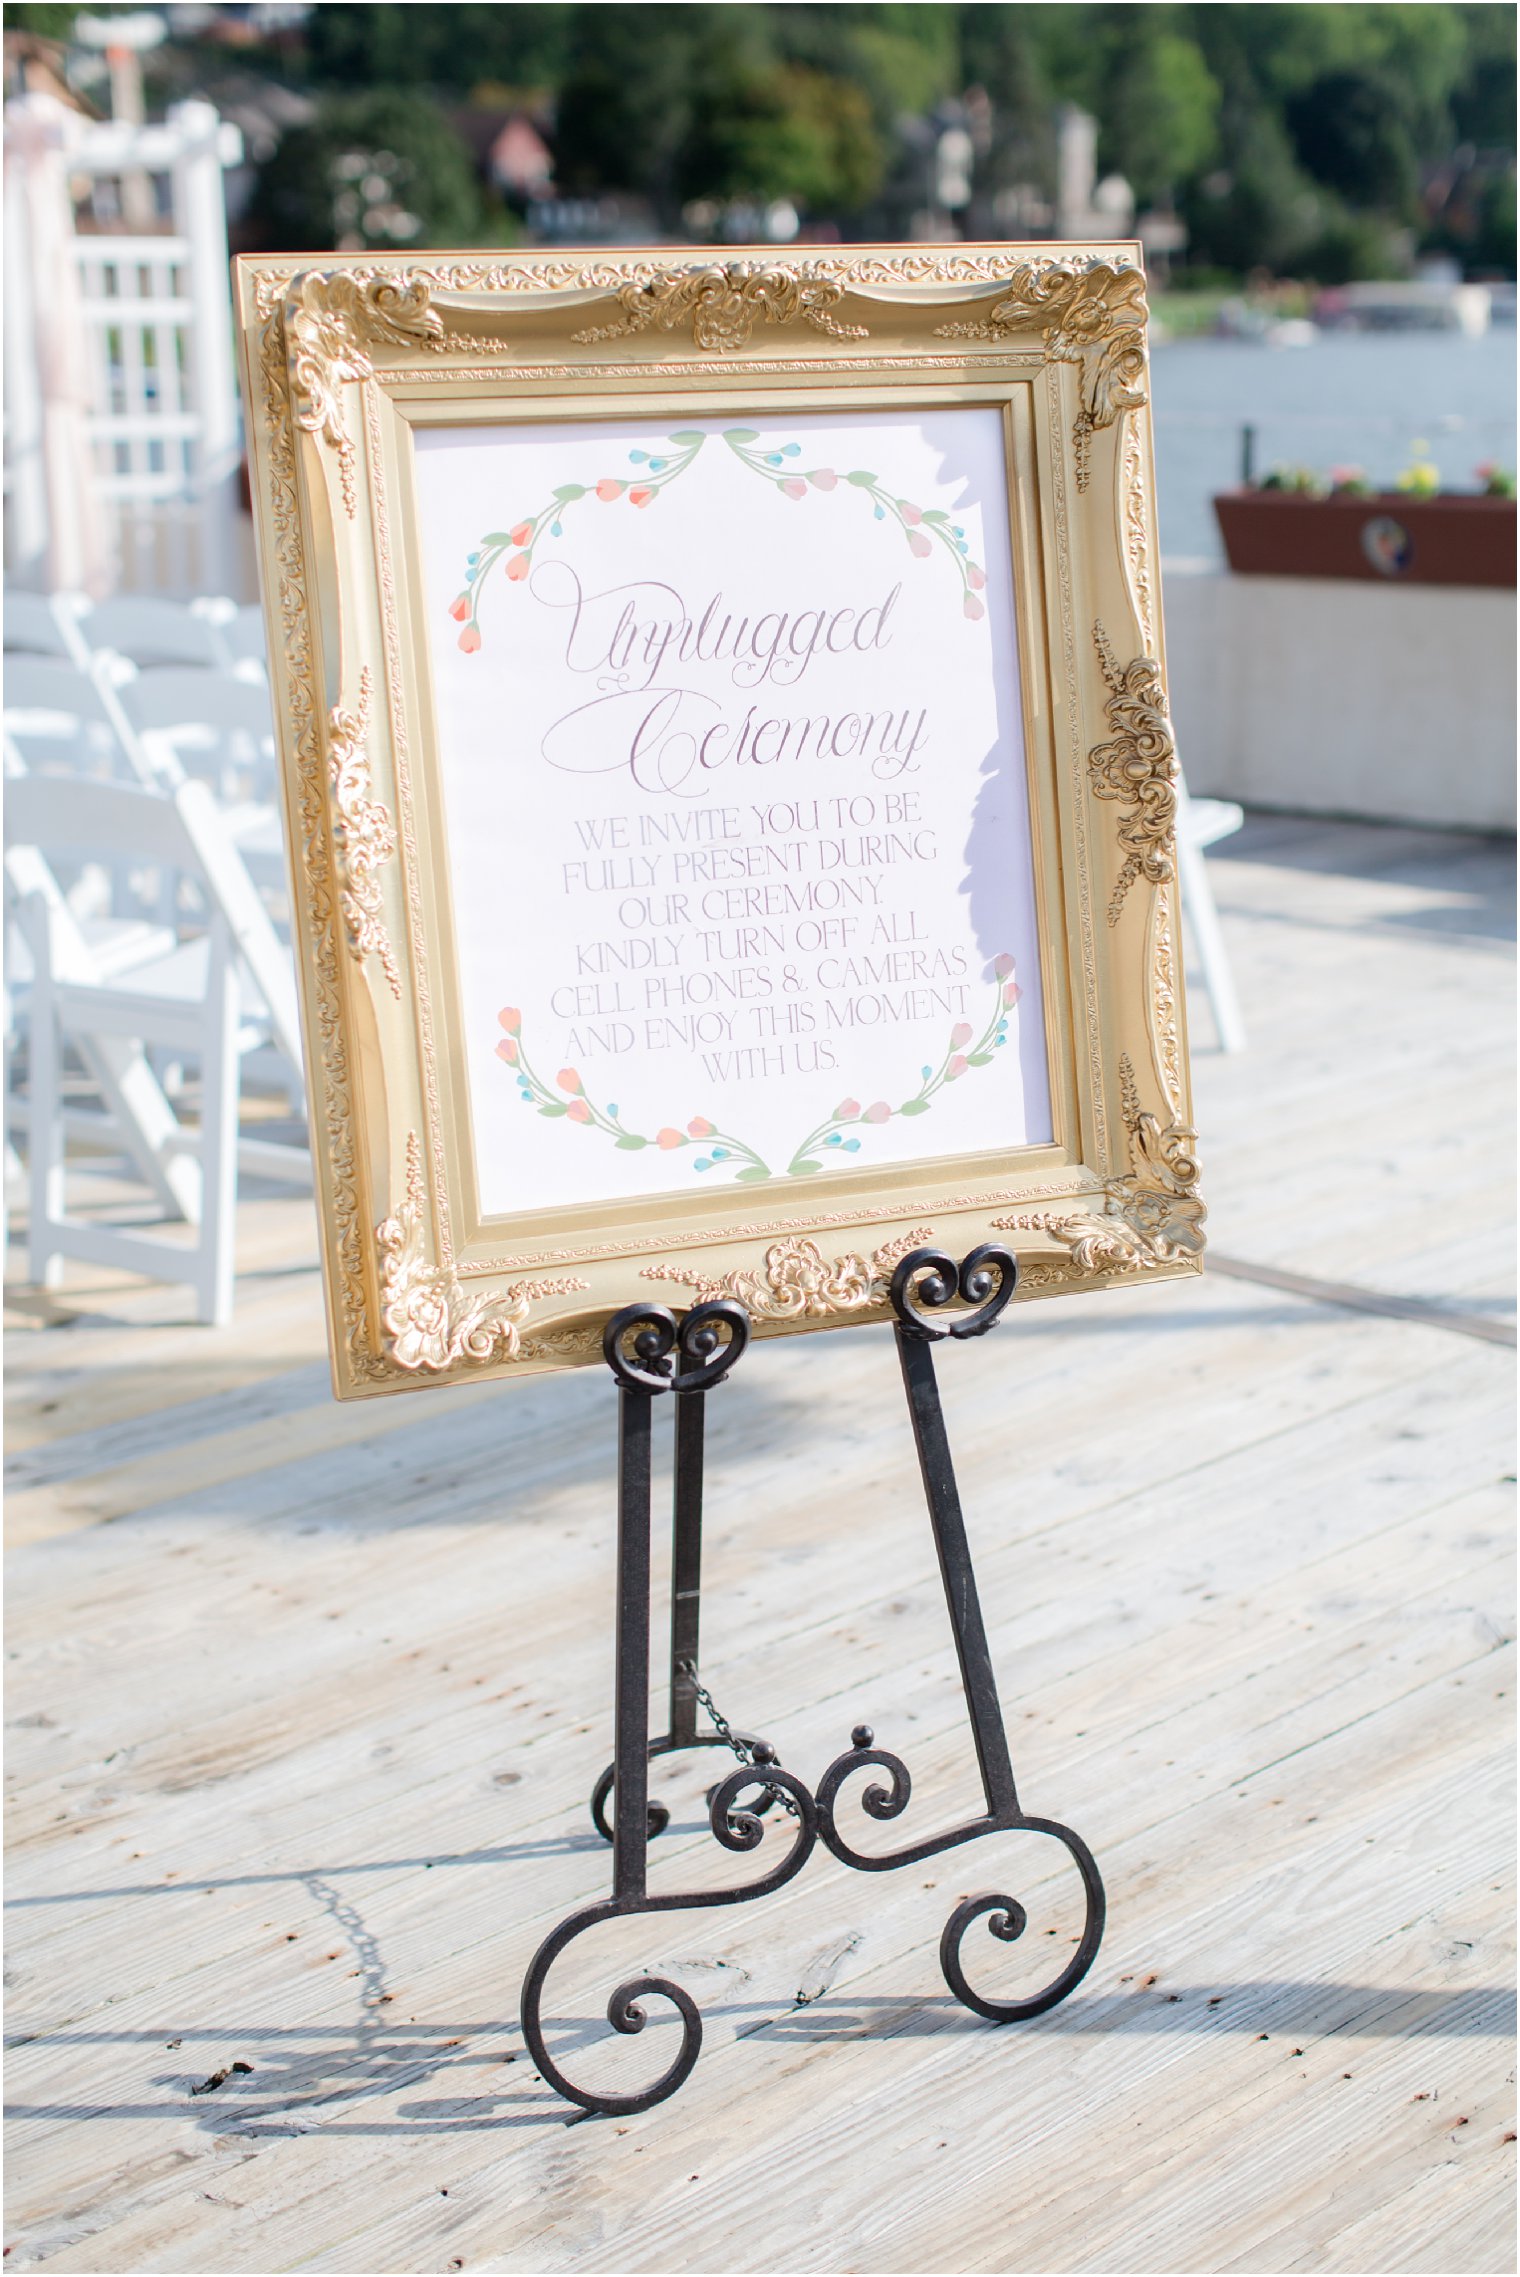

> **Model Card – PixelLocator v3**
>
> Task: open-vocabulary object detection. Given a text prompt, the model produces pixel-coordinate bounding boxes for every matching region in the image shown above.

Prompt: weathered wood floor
[5,817,1515,2275]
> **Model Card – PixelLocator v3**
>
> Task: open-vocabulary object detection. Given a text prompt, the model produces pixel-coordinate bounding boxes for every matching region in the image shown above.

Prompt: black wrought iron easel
[520,1245,1105,2116]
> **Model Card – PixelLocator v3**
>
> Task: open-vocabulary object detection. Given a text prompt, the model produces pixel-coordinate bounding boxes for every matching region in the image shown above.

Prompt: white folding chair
[4,589,94,668]
[219,604,268,676]
[2,651,162,786]
[116,665,276,805]
[6,775,309,1325]
[1176,781,1247,1054]
[75,593,236,673]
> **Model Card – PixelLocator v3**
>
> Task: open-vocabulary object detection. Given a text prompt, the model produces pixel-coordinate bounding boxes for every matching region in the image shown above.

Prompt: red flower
[629,486,655,508]
[781,478,808,500]
[808,469,837,490]
[963,595,985,621]
[566,1098,592,1123]
[908,531,933,558]
[510,521,533,546]
[833,1097,860,1120]
[458,624,481,653]
[950,1021,972,1049]
[1003,981,1022,1007]
[596,479,625,501]
[498,1006,522,1034]
[946,1054,969,1080]
[863,1100,891,1124]
[657,1126,686,1150]
[448,594,469,622]
[506,552,531,582]
[687,1115,715,1138]
[993,953,1015,979]
[900,501,923,524]
[495,1038,519,1064]
[557,1067,583,1095]
[967,562,986,591]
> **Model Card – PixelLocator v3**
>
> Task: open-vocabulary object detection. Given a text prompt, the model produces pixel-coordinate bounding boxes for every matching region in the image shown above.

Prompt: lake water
[1150,330,1517,562]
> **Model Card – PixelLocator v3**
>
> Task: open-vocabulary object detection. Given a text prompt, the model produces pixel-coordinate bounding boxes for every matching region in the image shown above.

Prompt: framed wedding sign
[235,245,1204,1398]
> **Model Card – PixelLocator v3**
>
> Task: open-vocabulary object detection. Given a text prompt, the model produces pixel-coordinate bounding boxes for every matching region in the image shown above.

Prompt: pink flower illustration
[833,1097,860,1120]
[900,501,923,524]
[458,624,481,653]
[687,1115,715,1138]
[946,1054,969,1080]
[498,1006,522,1034]
[448,594,469,622]
[963,595,985,621]
[809,469,837,490]
[967,563,986,591]
[557,1067,583,1095]
[596,479,625,501]
[566,1098,592,1123]
[781,478,808,500]
[494,1037,519,1064]
[1003,981,1022,1007]
[629,486,655,508]
[993,954,1015,979]
[657,1126,686,1150]
[863,1100,892,1124]
[908,531,933,558]
[950,1022,973,1049]
[506,553,531,582]
[510,520,533,546]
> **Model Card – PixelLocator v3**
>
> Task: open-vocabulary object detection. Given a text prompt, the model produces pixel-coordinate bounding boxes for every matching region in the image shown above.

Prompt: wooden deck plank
[6,816,1514,2274]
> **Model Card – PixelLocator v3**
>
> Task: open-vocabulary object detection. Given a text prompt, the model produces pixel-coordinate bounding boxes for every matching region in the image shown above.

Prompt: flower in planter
[1328,465,1370,497]
[1396,442,1441,500]
[1257,464,1324,497]
[1476,462,1517,499]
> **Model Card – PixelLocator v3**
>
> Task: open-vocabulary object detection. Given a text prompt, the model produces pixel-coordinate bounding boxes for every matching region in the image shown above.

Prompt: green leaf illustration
[735,1165,771,1183]
[552,484,585,502]
[968,1052,993,1066]
[538,1104,568,1117]
[481,530,511,543]
[898,1099,930,1115]
[614,1134,647,1150]
[845,469,877,487]
[724,427,759,442]
[668,430,705,445]
[922,508,950,524]
[790,1158,823,1174]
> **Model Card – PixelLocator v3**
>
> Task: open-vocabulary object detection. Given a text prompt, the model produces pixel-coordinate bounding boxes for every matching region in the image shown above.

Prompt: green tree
[245,89,485,252]
[1098,14,1220,205]
[679,64,882,212]
[303,3,574,91]
[1287,67,1419,215]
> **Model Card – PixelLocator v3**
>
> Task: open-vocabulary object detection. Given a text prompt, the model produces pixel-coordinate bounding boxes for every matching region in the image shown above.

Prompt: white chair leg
[22,902,67,1289]
[196,921,240,1327]
[1176,828,1247,1054]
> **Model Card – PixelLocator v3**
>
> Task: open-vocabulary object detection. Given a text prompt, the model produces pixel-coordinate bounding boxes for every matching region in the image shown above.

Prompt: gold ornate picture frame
[234,244,1202,1400]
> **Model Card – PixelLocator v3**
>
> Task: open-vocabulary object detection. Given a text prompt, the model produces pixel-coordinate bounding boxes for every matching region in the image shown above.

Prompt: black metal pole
[612,1383,653,1905]
[669,1388,704,1748]
[894,1323,1020,1824]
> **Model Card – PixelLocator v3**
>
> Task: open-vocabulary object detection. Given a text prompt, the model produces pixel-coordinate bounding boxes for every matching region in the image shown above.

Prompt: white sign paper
[413,407,1052,1218]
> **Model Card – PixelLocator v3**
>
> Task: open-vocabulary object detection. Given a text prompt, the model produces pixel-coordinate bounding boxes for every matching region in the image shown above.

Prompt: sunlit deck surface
[5,815,1515,2276]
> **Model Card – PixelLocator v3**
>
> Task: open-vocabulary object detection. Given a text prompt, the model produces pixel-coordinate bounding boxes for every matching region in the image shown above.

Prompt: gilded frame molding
[234,243,1201,1398]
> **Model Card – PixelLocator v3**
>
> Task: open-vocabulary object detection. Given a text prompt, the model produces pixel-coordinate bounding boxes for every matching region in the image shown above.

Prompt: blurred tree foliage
[244,89,487,252]
[17,0,1499,279]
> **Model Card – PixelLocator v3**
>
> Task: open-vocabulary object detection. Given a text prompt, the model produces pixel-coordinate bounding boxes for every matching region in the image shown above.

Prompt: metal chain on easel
[680,1658,799,1818]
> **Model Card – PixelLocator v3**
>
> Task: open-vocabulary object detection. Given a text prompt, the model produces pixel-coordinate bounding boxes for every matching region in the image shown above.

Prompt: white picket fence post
[3,93,244,599]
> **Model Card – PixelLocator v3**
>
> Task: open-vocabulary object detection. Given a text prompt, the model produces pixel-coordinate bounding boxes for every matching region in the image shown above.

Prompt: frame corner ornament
[994,1052,1203,1277]
[378,1135,589,1372]
[285,269,444,513]
[570,262,870,352]
[327,666,401,1000]
[641,1227,936,1322]
[1089,620,1177,926]
[934,256,1148,489]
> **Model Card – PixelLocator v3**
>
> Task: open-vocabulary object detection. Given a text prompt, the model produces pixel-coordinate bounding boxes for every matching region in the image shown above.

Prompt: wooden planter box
[1213,490,1517,588]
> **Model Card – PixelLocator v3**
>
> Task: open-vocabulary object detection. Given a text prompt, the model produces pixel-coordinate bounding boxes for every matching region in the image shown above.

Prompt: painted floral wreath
[494,956,1021,1185]
[449,426,987,649]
